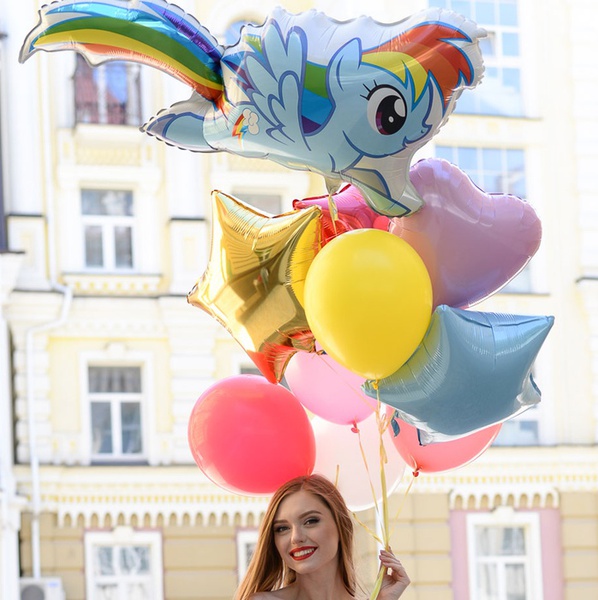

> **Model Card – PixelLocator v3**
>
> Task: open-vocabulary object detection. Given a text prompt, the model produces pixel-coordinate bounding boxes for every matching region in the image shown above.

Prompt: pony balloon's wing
[144,16,315,154]
[19,0,224,101]
[142,92,216,152]
[218,21,312,156]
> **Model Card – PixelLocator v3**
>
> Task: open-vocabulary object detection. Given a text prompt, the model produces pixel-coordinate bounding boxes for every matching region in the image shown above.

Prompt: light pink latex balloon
[285,351,376,424]
[390,158,542,308]
[388,411,501,474]
[312,414,406,512]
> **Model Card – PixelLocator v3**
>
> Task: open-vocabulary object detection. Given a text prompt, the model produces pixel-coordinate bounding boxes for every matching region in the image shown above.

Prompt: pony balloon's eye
[366,85,407,135]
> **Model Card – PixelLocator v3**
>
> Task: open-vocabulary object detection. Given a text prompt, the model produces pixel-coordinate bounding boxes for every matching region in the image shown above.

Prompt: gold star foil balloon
[188,191,322,383]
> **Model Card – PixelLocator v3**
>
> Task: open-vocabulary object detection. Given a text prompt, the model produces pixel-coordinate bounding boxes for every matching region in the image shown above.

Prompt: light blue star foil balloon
[363,306,554,443]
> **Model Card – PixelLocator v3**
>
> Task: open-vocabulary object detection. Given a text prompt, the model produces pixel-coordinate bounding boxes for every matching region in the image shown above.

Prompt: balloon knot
[413,469,420,478]
[372,380,379,390]
[351,424,360,434]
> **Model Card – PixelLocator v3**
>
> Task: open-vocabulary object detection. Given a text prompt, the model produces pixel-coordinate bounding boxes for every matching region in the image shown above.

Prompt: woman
[235,474,410,600]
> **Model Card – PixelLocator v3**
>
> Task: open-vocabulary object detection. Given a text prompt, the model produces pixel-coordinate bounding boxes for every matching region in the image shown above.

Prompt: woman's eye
[366,84,407,135]
[274,525,289,534]
[305,517,320,526]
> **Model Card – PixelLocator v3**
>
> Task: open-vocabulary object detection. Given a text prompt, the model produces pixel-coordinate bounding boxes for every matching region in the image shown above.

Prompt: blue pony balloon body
[148,7,486,216]
[20,1,486,216]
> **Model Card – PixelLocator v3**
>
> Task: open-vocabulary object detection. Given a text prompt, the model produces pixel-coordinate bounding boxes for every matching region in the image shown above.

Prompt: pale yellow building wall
[5,0,598,598]
[560,492,598,600]
[20,513,86,600]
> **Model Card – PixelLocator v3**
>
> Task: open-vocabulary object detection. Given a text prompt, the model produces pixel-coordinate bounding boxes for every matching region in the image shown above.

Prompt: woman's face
[272,490,340,576]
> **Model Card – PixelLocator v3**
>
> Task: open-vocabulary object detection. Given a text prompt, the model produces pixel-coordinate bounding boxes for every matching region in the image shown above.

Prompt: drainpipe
[25,51,73,579]
[26,284,72,578]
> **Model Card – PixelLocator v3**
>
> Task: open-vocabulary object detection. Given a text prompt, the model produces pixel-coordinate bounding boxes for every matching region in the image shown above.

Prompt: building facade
[1,0,597,599]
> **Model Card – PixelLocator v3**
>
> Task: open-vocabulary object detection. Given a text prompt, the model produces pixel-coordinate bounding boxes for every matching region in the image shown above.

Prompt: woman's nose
[291,526,305,544]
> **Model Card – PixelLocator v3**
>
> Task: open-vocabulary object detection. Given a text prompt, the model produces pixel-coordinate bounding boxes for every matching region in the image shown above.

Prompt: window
[435,145,526,197]
[493,364,549,446]
[231,190,283,215]
[240,364,289,389]
[435,145,531,292]
[430,0,524,116]
[85,528,163,600]
[89,366,144,462]
[74,55,142,125]
[493,405,540,446]
[82,189,134,270]
[236,529,259,582]
[467,510,543,600]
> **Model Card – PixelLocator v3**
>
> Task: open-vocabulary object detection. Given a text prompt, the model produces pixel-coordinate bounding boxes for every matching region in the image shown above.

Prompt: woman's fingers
[379,549,410,583]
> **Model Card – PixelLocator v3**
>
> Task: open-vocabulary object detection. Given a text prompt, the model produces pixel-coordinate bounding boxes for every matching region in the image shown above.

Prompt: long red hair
[235,475,356,599]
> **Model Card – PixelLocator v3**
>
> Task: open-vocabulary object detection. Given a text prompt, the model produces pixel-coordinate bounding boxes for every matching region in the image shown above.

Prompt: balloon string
[351,511,384,546]
[327,192,339,237]
[355,421,383,526]
[376,406,390,548]
[389,473,417,540]
[369,389,390,600]
[352,384,406,600]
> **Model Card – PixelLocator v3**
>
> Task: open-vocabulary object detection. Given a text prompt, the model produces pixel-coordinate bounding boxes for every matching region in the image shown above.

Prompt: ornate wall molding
[13,447,598,529]
[395,446,598,510]
[62,274,162,296]
[14,466,269,529]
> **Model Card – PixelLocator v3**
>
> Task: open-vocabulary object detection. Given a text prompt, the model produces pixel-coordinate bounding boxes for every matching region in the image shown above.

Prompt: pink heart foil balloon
[390,158,542,308]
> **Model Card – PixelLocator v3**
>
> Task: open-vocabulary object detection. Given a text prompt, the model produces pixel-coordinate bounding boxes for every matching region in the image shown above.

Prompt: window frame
[84,527,163,600]
[434,145,527,199]
[230,189,284,215]
[493,354,555,447]
[81,350,153,465]
[88,366,143,461]
[236,528,259,582]
[74,55,143,126]
[467,508,544,600]
[81,188,136,272]
[429,0,526,117]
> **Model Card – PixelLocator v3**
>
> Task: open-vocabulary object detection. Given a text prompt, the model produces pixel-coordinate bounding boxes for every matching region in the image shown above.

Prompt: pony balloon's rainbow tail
[19,0,224,102]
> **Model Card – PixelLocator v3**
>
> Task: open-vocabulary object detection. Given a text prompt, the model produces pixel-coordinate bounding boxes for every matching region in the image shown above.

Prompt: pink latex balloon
[285,351,376,425]
[390,158,542,308]
[312,414,406,512]
[188,375,315,494]
[294,185,389,245]
[388,411,501,474]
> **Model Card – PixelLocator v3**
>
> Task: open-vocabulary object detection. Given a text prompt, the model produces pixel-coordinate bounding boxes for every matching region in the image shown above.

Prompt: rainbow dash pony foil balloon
[20,0,486,217]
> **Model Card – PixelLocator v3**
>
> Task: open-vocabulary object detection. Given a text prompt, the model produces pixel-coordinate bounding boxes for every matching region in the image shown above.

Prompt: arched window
[73,55,142,126]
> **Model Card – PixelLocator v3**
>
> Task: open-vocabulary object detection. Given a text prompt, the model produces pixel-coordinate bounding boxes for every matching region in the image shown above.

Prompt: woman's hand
[376,548,410,599]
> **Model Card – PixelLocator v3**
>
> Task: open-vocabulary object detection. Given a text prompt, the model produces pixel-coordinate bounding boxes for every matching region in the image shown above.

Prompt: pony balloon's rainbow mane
[362,22,479,109]
[20,0,225,100]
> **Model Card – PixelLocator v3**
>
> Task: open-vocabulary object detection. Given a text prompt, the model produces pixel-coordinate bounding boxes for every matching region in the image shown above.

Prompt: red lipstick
[290,546,317,561]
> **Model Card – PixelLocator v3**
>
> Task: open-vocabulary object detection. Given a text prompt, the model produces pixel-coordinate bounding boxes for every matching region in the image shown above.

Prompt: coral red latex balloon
[188,375,315,494]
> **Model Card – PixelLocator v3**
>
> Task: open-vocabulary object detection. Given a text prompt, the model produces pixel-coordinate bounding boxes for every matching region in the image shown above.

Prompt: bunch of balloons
[22,0,554,506]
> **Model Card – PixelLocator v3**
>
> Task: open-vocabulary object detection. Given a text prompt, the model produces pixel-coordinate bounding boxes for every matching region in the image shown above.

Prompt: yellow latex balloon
[188,191,322,383]
[304,229,432,380]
